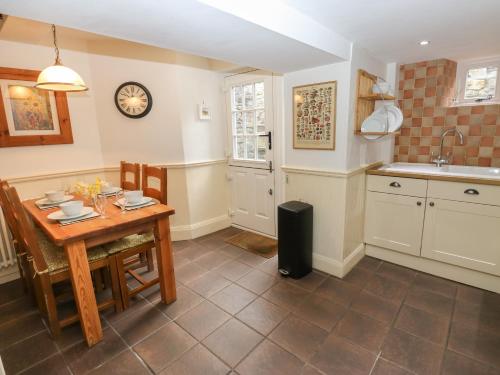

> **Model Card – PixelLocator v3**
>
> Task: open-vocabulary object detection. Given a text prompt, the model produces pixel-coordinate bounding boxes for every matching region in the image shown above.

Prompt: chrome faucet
[431,127,465,167]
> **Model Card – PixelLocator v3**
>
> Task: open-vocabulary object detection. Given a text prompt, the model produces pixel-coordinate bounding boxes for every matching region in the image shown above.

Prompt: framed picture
[0,67,73,147]
[293,80,336,150]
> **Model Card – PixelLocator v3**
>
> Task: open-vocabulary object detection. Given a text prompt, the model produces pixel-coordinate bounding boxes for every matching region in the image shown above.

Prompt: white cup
[101,182,113,193]
[124,190,143,204]
[59,200,83,217]
[45,190,65,202]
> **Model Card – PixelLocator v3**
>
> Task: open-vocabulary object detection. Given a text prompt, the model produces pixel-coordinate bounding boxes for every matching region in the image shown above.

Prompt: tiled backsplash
[394,58,500,167]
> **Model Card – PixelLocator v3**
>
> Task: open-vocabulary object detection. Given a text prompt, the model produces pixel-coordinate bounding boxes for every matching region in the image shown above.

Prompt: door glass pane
[233,85,243,110]
[257,136,267,161]
[235,136,245,159]
[243,84,254,109]
[246,136,256,159]
[255,82,264,108]
[233,112,243,134]
[230,81,266,162]
[244,111,254,134]
[256,110,265,133]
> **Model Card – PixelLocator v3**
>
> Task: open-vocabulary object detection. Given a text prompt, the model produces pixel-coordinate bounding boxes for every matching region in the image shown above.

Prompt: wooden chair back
[0,181,22,250]
[5,186,49,274]
[141,164,168,204]
[120,161,140,191]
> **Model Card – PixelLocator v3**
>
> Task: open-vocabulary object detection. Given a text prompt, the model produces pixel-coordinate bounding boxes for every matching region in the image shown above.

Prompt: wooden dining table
[23,195,177,347]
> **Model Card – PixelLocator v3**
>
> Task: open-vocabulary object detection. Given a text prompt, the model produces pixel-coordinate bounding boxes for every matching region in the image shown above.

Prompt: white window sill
[447,101,500,108]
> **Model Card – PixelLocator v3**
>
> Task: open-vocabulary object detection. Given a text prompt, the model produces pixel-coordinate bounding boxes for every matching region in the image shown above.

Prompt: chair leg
[116,254,130,309]
[146,249,154,272]
[108,257,123,313]
[94,269,104,293]
[40,275,61,338]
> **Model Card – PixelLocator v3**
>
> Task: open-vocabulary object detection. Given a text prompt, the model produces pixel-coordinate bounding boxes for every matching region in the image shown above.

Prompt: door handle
[258,131,272,150]
[464,188,479,195]
[389,181,401,188]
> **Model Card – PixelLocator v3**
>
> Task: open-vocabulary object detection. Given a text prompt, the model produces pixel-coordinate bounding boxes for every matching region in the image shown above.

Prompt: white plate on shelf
[35,195,74,206]
[48,207,94,221]
[361,110,387,140]
[116,196,153,207]
[386,105,403,133]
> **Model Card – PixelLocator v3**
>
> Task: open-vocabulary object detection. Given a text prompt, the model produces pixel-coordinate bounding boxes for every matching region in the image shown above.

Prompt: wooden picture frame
[0,67,73,147]
[293,80,336,150]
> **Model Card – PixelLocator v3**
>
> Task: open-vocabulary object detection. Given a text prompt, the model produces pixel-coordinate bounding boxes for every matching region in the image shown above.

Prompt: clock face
[114,82,152,118]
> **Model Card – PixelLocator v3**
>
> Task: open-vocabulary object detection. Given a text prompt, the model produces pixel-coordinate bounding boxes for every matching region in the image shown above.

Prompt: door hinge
[268,188,273,196]
[269,161,273,173]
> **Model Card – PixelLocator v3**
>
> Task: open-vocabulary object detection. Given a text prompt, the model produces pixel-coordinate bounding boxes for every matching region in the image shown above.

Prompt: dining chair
[0,180,32,295]
[120,161,140,191]
[3,185,123,337]
[119,160,152,270]
[105,164,168,308]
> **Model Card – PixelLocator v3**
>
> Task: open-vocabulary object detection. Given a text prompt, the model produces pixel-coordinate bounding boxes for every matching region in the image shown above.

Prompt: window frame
[456,57,500,105]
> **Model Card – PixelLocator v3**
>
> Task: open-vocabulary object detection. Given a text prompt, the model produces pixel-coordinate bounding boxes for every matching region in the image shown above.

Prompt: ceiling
[283,0,500,63]
[0,0,499,71]
[0,0,350,73]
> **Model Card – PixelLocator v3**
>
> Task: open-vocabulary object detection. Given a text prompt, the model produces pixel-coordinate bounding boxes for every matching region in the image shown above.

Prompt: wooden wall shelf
[355,69,396,136]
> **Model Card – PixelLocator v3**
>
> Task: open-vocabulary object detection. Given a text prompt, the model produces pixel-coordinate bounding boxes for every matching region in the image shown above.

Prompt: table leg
[154,216,177,303]
[64,240,103,346]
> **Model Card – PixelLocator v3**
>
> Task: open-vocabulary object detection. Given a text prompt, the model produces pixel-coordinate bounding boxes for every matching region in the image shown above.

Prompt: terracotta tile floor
[1,227,500,374]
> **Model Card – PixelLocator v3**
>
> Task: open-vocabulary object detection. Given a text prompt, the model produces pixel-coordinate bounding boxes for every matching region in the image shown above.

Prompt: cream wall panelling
[6,160,229,242]
[281,162,378,277]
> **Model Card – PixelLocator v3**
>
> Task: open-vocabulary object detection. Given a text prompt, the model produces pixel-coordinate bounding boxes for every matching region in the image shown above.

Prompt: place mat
[59,212,100,226]
[37,203,61,210]
[225,231,277,258]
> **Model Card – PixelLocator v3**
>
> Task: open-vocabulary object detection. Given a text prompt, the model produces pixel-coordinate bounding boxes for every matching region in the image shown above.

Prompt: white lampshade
[35,63,88,92]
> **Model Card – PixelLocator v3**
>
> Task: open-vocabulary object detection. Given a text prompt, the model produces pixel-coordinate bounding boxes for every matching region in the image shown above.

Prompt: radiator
[0,208,16,270]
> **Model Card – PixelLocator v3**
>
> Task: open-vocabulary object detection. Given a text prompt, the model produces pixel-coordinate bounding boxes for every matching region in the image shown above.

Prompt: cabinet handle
[464,188,479,195]
[429,202,435,207]
[417,201,422,206]
[389,182,401,188]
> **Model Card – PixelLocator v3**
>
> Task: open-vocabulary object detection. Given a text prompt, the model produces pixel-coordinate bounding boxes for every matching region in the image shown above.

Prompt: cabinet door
[421,199,500,276]
[364,192,426,256]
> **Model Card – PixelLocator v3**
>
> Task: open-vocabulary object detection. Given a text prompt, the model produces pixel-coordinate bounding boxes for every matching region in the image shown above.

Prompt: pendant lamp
[35,24,88,92]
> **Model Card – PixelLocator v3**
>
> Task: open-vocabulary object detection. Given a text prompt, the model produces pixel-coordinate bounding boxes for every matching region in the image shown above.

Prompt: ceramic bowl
[59,200,83,217]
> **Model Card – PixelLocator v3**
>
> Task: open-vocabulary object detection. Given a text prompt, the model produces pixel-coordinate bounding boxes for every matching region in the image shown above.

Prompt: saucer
[101,187,122,196]
[36,195,74,206]
[47,207,94,221]
[116,196,153,207]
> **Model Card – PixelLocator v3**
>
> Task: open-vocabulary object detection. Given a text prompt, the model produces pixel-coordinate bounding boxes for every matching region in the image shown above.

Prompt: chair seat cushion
[35,229,108,275]
[103,232,155,254]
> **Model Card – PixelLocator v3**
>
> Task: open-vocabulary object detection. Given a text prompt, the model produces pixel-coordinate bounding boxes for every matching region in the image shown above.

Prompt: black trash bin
[277,200,313,279]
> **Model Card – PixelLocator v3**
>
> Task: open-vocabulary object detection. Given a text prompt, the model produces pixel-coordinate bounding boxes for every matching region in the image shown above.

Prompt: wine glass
[94,193,108,218]
[115,190,126,214]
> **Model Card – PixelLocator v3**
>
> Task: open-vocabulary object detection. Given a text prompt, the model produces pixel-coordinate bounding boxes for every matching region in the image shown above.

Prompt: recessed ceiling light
[419,40,430,46]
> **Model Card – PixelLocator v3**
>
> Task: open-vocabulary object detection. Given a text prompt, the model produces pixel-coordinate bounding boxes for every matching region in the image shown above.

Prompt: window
[464,66,497,101]
[456,58,500,105]
[231,81,266,161]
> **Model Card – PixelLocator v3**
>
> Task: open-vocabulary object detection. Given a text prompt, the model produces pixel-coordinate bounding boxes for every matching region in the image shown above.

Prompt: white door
[364,191,426,256]
[421,198,500,276]
[225,73,275,237]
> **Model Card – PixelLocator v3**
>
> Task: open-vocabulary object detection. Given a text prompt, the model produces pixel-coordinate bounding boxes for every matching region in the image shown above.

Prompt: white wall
[0,40,104,178]
[283,61,351,170]
[88,51,226,166]
[281,44,394,276]
[0,39,230,240]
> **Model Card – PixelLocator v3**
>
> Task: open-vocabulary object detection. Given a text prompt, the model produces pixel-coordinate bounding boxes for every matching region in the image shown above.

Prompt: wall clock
[114,81,152,118]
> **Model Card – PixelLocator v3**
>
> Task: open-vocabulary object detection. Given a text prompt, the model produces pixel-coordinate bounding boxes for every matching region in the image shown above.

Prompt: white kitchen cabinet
[421,198,500,276]
[364,191,426,256]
